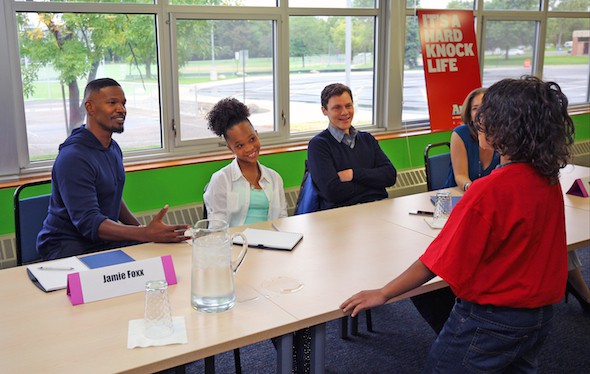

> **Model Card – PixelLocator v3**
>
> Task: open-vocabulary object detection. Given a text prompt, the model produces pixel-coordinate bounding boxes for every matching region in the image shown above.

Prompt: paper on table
[232,228,303,251]
[127,316,188,349]
[424,217,447,229]
[27,256,89,292]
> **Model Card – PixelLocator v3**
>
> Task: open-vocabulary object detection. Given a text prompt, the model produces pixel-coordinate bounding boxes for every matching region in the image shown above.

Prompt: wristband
[463,182,472,191]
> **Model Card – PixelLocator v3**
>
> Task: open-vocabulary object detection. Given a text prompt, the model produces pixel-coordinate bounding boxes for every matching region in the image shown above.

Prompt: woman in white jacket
[203,97,287,227]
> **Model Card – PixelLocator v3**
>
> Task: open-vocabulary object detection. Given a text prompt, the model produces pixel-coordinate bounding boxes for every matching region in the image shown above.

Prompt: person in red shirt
[341,76,575,373]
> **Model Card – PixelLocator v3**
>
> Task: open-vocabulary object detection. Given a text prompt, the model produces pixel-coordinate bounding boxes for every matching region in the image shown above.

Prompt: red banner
[417,10,481,131]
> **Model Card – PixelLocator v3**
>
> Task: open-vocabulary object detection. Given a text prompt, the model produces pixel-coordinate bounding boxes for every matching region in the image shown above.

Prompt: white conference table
[0,207,442,373]
[330,164,589,250]
[235,164,590,371]
[0,164,588,373]
[0,241,305,373]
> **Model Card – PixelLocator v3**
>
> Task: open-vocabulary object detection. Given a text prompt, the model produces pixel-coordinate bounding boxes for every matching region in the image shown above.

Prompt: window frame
[0,0,588,180]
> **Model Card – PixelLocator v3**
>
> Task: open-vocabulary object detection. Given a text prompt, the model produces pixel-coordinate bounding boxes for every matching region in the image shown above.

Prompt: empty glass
[143,280,174,339]
[433,190,452,225]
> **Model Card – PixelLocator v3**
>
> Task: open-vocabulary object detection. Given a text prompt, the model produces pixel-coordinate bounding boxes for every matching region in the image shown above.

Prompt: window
[482,20,537,86]
[17,12,161,161]
[404,0,589,126]
[1,0,588,178]
[544,17,590,104]
[173,18,276,142]
[403,15,428,123]
[483,0,541,11]
[288,15,376,133]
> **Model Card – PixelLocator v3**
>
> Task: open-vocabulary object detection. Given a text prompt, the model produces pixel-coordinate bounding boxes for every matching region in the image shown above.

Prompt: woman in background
[204,97,287,227]
[444,87,500,190]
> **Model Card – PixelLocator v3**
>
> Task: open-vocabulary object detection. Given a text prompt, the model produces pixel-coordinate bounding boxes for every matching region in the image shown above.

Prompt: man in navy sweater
[37,78,189,260]
[307,83,397,210]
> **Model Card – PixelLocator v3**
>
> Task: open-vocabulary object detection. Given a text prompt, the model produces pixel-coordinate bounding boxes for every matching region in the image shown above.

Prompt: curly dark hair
[475,76,574,184]
[206,97,251,138]
[461,87,486,141]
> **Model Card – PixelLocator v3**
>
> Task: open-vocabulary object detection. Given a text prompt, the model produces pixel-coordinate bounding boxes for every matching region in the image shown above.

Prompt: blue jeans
[423,298,554,373]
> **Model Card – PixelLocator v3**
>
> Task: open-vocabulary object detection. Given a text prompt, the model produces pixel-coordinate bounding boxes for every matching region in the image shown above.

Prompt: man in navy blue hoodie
[37,78,189,260]
[307,83,397,210]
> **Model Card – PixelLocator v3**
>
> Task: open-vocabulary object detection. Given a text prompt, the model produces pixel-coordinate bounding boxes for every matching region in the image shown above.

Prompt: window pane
[15,0,152,3]
[403,15,428,123]
[289,16,375,133]
[170,0,276,5]
[549,0,590,12]
[175,19,275,141]
[482,21,537,87]
[17,13,161,161]
[483,0,541,11]
[289,0,375,8]
[407,0,474,10]
[544,18,590,104]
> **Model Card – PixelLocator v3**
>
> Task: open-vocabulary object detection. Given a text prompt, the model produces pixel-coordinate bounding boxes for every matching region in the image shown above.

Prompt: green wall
[1,113,588,236]
[574,113,590,141]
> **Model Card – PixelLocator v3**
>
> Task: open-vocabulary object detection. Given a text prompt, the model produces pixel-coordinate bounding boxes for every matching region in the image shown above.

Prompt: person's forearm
[380,260,436,300]
[98,219,145,242]
[353,164,397,188]
[119,200,140,226]
[454,174,472,191]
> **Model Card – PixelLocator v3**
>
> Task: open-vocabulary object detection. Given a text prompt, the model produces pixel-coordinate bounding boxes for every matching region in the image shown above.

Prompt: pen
[271,223,281,232]
[409,210,434,216]
[38,266,75,271]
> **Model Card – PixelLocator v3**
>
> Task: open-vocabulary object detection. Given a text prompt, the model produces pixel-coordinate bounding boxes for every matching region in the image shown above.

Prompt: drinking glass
[433,190,452,225]
[143,280,174,339]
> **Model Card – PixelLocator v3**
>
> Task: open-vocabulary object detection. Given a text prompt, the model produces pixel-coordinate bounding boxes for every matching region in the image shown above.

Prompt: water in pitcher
[191,241,236,312]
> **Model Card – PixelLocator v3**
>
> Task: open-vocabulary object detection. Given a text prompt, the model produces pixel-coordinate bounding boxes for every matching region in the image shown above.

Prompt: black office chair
[13,180,52,266]
[424,142,451,191]
[416,142,457,334]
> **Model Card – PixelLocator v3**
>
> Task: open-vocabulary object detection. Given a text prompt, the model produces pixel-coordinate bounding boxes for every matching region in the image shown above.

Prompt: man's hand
[337,169,353,182]
[145,205,191,243]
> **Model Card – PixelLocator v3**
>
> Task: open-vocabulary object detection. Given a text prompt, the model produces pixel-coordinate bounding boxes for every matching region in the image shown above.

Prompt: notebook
[79,250,135,269]
[26,250,135,292]
[232,228,303,251]
[27,256,89,292]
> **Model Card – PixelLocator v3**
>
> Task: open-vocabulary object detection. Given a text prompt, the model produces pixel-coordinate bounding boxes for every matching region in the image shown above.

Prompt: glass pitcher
[191,219,248,313]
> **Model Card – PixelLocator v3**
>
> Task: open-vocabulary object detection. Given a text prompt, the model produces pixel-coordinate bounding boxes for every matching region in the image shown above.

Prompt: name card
[67,255,177,306]
[566,177,589,198]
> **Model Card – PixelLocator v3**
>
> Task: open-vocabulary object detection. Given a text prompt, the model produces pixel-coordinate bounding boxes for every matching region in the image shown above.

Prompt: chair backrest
[294,160,321,215]
[14,180,51,266]
[424,142,451,191]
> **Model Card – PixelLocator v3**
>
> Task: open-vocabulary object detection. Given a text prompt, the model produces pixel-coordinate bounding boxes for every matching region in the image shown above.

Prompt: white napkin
[127,316,188,349]
[424,217,447,229]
